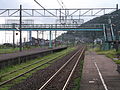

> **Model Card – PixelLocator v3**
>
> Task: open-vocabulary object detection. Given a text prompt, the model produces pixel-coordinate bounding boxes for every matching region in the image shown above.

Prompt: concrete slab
[80,51,120,90]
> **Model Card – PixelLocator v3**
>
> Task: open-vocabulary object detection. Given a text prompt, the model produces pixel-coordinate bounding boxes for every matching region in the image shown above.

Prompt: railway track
[0,48,73,87]
[38,46,85,90]
[0,51,65,79]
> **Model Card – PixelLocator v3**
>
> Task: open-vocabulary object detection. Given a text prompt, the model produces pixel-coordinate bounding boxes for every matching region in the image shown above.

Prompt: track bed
[10,46,85,90]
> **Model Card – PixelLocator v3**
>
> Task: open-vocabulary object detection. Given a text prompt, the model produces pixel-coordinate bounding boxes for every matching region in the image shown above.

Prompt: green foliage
[72,60,84,90]
[0,48,19,54]
[96,49,116,58]
[113,60,120,64]
[0,46,40,54]
[0,47,75,90]
[57,9,120,43]
[95,48,120,64]
[116,50,120,55]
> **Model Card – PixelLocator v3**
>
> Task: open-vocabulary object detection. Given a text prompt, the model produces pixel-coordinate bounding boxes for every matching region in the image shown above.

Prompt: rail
[0,49,70,86]
[39,46,85,90]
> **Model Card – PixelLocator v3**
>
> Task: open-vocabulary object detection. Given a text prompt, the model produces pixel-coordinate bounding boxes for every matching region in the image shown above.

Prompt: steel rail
[0,51,66,79]
[39,47,83,90]
[0,55,62,86]
[62,47,85,90]
[0,49,70,86]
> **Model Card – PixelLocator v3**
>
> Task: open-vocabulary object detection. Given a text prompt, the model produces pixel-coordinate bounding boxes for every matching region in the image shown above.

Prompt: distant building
[23,37,63,47]
[23,37,49,46]
[6,19,34,43]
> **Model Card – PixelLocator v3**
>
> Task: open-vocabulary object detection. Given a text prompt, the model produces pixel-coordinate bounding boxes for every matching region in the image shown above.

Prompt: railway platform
[0,47,66,62]
[80,51,120,90]
[0,46,67,69]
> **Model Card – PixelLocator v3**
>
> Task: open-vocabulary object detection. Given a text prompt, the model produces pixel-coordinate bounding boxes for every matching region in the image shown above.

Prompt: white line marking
[94,62,108,90]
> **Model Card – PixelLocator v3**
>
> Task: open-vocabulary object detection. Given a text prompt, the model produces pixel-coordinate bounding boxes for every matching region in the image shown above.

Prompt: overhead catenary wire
[56,0,66,9]
[58,0,79,25]
[57,0,64,9]
[60,0,66,9]
[56,0,68,24]
[34,0,56,17]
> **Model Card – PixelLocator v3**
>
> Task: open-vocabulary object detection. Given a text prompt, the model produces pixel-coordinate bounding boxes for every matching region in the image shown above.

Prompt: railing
[0,24,103,29]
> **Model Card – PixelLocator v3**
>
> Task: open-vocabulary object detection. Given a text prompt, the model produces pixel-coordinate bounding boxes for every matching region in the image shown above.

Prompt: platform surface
[80,51,120,90]
[0,46,66,62]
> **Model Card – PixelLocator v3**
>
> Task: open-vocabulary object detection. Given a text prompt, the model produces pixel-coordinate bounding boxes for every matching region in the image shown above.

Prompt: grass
[0,46,41,54]
[0,47,75,90]
[113,60,120,64]
[72,60,84,90]
[0,48,73,75]
[91,47,120,64]
[0,48,19,54]
[96,49,116,59]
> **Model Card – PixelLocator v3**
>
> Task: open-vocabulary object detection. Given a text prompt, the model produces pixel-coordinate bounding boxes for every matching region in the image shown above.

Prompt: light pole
[19,5,22,51]
[12,23,16,48]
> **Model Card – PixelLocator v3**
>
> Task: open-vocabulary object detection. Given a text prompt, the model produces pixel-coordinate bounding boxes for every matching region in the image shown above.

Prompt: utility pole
[55,30,57,47]
[55,31,57,47]
[115,4,119,51]
[19,5,22,51]
[12,24,15,48]
[42,31,44,39]
[37,31,39,39]
[92,31,96,48]
[49,30,52,48]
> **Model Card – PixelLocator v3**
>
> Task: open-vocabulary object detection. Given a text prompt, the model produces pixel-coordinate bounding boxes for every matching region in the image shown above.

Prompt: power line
[56,0,70,25]
[57,0,63,8]
[56,0,65,9]
[34,0,56,17]
[60,0,66,9]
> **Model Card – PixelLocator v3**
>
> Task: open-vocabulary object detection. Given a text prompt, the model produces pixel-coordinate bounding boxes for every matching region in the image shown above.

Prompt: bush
[3,43,13,47]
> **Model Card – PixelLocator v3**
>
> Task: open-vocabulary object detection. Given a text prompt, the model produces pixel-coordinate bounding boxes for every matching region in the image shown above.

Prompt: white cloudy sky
[0,0,119,44]
[0,0,119,8]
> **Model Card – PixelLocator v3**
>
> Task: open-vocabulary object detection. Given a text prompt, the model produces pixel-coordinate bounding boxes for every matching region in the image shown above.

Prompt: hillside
[57,9,120,43]
[84,9,120,27]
